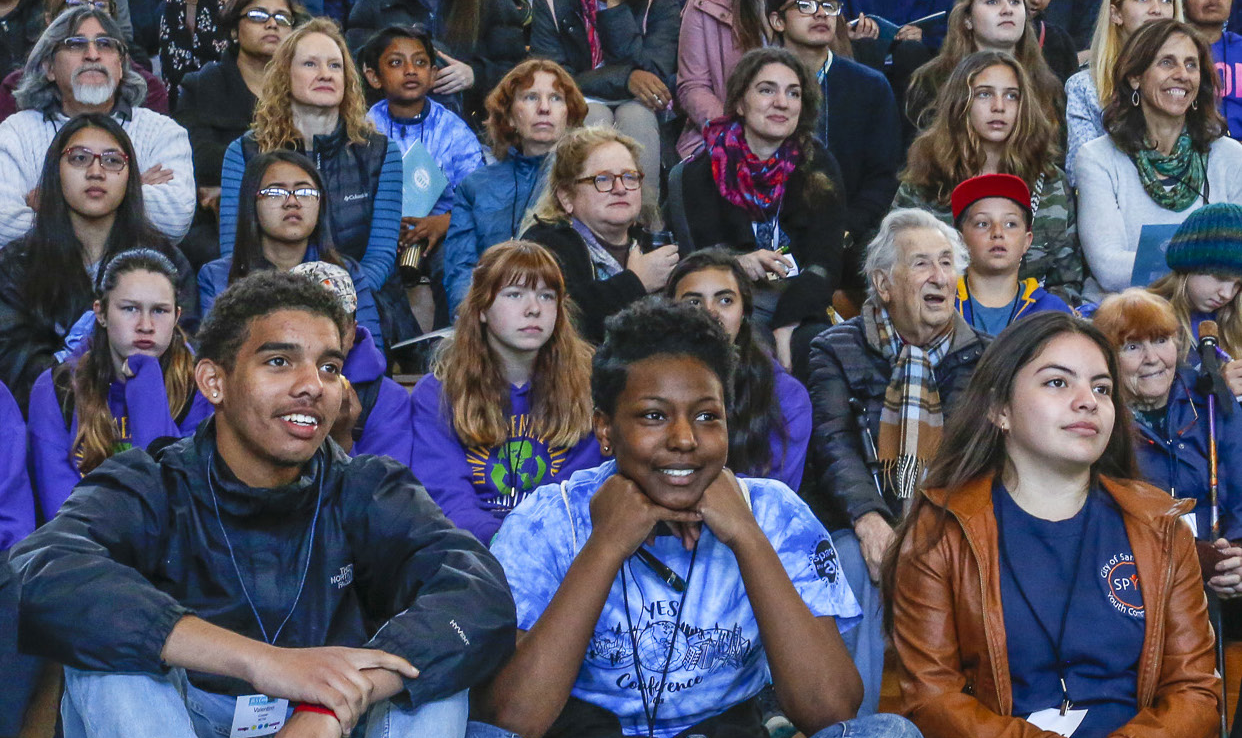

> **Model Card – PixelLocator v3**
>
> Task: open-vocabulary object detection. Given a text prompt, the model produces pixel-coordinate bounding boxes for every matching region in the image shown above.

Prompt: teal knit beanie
[1166,203,1242,277]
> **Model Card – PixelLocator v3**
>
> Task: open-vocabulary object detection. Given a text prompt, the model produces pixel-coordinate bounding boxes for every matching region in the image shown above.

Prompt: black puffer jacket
[804,312,989,531]
[10,421,517,702]
[530,0,679,100]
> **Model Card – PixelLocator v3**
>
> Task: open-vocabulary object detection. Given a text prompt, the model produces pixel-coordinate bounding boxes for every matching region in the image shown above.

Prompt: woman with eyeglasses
[198,150,384,345]
[521,126,679,343]
[675,47,845,372]
[0,114,194,411]
[173,0,301,269]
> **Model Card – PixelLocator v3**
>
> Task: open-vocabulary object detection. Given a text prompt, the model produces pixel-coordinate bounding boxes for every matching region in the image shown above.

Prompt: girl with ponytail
[27,249,212,518]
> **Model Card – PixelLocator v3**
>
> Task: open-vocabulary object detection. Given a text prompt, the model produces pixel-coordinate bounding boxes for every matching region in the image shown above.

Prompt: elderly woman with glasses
[521,126,679,343]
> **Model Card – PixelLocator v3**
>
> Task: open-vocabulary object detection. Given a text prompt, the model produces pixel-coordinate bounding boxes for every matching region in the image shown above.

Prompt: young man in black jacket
[9,271,516,738]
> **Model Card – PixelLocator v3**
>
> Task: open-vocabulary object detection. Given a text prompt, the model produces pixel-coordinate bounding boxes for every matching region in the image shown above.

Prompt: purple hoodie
[409,375,604,545]
[343,325,413,461]
[0,379,33,550]
[27,353,214,519]
[768,360,812,491]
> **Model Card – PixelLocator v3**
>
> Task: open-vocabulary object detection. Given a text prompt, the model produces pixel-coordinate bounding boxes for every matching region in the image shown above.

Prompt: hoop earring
[1192,98,1199,110]
[1132,89,1140,106]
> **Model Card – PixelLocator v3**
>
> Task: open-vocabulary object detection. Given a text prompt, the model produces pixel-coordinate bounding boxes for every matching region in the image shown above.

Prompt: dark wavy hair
[880,311,1138,632]
[55,249,195,473]
[229,150,344,285]
[592,297,738,417]
[1102,19,1225,154]
[665,249,787,477]
[19,114,168,325]
[722,47,831,205]
[198,270,347,371]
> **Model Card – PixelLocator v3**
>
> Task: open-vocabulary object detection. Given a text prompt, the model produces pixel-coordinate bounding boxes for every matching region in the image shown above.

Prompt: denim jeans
[61,667,469,738]
[833,529,886,717]
[466,713,922,738]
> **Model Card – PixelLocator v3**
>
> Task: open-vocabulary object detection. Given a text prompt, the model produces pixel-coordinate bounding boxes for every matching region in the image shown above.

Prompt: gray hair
[863,208,969,301]
[14,6,146,114]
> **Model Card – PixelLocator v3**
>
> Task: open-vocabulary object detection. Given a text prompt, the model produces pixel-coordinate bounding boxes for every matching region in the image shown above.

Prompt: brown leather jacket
[891,474,1221,738]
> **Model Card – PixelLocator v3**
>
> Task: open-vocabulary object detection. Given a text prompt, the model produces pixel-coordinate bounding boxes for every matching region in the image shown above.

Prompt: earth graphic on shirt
[466,413,568,505]
[637,621,690,671]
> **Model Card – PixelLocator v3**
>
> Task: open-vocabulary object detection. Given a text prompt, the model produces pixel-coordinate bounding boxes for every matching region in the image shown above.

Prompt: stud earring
[601,444,610,454]
[211,391,219,398]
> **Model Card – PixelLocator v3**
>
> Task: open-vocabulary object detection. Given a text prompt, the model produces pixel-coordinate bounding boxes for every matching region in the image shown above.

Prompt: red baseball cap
[950,173,1031,224]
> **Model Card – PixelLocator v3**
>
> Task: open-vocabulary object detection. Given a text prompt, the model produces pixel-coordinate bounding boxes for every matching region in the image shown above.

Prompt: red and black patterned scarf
[703,116,799,221]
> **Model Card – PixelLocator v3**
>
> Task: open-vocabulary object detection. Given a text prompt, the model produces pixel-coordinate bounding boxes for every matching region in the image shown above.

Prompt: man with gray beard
[0,5,193,246]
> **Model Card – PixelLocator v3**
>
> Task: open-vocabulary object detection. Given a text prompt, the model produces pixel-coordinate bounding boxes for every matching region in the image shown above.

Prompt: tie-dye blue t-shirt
[490,461,861,738]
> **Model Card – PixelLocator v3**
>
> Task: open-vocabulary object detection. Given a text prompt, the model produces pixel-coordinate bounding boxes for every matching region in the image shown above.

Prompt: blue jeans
[61,667,469,738]
[466,713,921,738]
[833,529,886,717]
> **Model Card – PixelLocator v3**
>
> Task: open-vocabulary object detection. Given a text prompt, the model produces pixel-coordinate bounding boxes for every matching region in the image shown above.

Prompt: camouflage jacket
[891,166,1087,304]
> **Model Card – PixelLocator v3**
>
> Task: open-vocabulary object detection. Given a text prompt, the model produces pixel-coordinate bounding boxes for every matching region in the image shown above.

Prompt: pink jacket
[675,0,746,158]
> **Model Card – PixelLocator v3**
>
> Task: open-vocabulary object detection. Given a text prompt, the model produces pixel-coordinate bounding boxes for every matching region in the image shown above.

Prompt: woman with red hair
[410,240,602,545]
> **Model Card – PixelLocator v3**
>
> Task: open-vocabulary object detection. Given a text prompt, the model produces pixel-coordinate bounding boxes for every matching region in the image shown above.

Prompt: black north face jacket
[10,420,516,703]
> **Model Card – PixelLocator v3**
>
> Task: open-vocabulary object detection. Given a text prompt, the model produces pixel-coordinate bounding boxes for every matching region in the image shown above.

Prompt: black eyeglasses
[783,0,843,15]
[243,8,295,27]
[257,186,320,202]
[59,35,123,54]
[62,146,129,171]
[64,0,110,9]
[574,170,643,193]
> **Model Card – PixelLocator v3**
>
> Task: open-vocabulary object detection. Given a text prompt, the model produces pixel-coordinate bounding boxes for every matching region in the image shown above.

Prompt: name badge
[229,694,289,738]
[1026,707,1087,736]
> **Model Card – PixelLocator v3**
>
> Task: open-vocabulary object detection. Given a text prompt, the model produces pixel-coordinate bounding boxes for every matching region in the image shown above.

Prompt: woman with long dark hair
[884,311,1219,737]
[666,248,810,490]
[1078,19,1242,297]
[895,51,1083,302]
[675,47,845,370]
[0,113,194,410]
[409,240,601,545]
[27,249,210,519]
[198,150,383,347]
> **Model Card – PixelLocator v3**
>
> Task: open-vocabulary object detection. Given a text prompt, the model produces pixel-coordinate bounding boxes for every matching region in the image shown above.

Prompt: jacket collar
[924,472,1193,528]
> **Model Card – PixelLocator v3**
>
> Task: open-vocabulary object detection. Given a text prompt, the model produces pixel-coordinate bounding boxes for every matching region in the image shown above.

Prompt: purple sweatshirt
[26,353,213,519]
[343,325,413,461]
[0,379,33,550]
[768,360,812,491]
[409,375,604,545]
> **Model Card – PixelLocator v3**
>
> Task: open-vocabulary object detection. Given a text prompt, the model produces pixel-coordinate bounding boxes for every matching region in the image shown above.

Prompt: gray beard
[70,78,117,107]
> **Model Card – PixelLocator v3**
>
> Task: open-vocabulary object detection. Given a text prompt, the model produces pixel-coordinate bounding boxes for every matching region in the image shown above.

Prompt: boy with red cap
[952,173,1073,336]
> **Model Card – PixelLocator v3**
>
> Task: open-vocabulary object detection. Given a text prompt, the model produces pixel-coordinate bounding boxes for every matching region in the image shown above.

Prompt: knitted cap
[290,261,357,315]
[950,173,1031,224]
[1165,203,1242,277]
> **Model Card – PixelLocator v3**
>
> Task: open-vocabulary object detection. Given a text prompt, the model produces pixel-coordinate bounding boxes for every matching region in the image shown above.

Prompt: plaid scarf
[703,117,799,221]
[863,301,953,502]
[581,0,604,69]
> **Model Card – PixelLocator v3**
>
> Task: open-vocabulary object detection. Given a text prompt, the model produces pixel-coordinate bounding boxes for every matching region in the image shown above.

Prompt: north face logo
[330,564,354,588]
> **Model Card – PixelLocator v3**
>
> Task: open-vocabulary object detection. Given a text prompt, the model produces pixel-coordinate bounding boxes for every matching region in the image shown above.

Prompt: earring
[965,19,972,28]
[211,391,219,398]
[601,444,610,454]
[1132,88,1140,106]
[1192,98,1199,110]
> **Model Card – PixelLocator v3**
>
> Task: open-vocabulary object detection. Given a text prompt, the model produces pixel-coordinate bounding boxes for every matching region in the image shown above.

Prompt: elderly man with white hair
[0,5,193,246]
[805,208,991,716]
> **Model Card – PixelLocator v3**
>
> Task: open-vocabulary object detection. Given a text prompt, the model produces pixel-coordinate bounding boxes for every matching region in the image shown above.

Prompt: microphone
[1197,321,1234,416]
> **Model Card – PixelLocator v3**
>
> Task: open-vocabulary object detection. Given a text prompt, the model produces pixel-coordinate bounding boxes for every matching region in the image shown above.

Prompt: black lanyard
[620,543,698,737]
[995,489,1093,716]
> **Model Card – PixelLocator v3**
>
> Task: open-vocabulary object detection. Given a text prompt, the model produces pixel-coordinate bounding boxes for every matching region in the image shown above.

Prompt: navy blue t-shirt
[994,484,1145,736]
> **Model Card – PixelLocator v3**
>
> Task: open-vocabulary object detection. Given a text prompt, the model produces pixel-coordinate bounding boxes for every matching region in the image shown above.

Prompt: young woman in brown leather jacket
[882,311,1221,738]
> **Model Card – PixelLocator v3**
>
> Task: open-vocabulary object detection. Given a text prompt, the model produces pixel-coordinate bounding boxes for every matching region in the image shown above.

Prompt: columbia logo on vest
[343,193,368,202]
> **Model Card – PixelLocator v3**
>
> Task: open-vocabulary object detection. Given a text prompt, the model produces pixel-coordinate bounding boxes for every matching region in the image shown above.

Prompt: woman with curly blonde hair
[895,51,1086,302]
[216,17,404,310]
[409,240,600,545]
[442,59,588,315]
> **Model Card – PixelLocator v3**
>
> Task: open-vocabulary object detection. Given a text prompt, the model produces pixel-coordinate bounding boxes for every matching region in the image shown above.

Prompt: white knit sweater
[0,107,195,246]
[1076,134,1242,299]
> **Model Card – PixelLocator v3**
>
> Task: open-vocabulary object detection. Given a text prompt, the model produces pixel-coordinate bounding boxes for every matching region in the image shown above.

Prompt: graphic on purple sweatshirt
[27,353,213,519]
[409,374,604,544]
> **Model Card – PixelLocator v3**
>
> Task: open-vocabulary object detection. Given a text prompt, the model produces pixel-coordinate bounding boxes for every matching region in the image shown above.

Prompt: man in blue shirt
[1187,0,1242,138]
